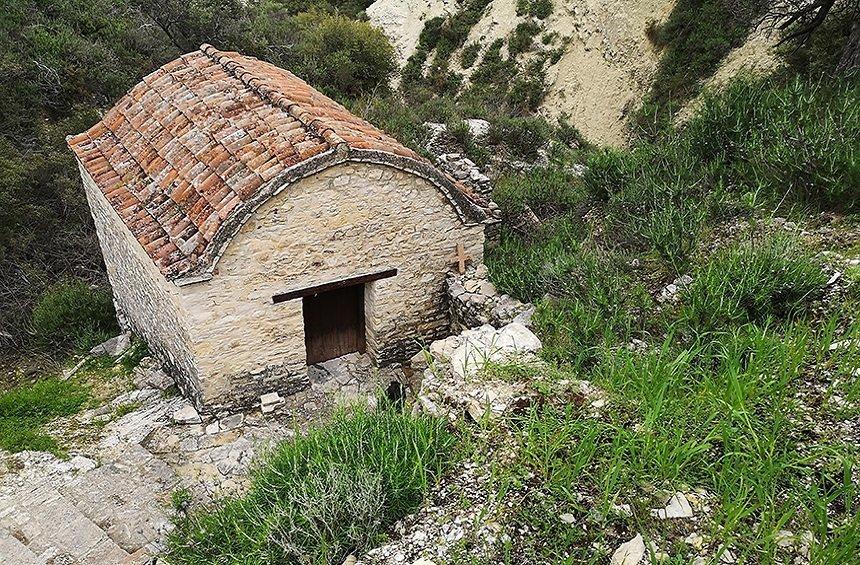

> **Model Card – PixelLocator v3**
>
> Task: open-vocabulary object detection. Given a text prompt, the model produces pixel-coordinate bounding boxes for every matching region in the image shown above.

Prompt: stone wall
[447,264,533,331]
[179,162,486,410]
[79,165,203,405]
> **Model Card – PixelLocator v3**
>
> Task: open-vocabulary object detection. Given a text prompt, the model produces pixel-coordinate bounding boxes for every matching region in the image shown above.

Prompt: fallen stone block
[90,333,131,357]
[260,392,284,414]
[172,404,201,425]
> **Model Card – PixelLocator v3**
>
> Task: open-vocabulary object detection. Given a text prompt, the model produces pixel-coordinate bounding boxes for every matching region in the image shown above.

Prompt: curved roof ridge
[199,43,349,153]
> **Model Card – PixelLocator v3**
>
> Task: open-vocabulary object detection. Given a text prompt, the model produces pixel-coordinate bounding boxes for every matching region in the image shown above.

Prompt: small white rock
[775,529,795,548]
[559,513,576,524]
[260,392,283,413]
[69,455,97,473]
[684,532,704,550]
[611,533,646,565]
[829,339,857,351]
[650,492,694,519]
[717,545,737,563]
[90,333,132,356]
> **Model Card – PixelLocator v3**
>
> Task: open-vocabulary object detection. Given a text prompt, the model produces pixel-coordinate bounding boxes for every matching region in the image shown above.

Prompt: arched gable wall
[176,162,485,409]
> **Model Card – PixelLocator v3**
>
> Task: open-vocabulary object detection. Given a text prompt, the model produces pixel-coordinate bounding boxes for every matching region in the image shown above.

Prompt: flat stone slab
[0,484,130,563]
[0,530,43,565]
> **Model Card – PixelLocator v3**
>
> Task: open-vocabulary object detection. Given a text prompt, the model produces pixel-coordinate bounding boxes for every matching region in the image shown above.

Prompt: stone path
[0,352,397,563]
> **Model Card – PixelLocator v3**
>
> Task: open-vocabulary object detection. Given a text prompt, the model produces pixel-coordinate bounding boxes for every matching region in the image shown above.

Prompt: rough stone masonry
[68,44,498,413]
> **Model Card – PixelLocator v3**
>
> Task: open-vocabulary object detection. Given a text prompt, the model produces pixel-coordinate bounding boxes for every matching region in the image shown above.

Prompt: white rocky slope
[367,0,780,146]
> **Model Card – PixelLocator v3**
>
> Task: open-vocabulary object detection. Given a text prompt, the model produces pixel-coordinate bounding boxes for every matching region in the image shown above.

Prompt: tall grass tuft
[166,405,456,565]
[682,233,827,331]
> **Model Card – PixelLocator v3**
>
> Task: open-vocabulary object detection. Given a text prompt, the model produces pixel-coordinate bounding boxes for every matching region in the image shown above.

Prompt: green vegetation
[166,405,456,564]
[475,47,860,560]
[642,0,769,119]
[0,377,90,453]
[0,338,148,453]
[580,76,860,271]
[516,0,553,19]
[486,316,860,562]
[254,10,396,99]
[31,280,118,350]
[401,0,556,115]
[401,0,492,93]
[682,234,827,332]
[460,42,481,68]
[509,21,542,57]
[1,0,858,560]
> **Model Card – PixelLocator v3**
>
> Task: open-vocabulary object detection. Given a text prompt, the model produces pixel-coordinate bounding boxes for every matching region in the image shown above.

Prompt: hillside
[368,0,779,145]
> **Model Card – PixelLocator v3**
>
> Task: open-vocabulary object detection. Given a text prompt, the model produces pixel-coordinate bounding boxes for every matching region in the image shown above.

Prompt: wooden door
[303,284,366,364]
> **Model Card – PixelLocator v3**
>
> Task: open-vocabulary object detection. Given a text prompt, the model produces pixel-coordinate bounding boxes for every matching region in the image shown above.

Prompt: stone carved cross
[453,242,471,274]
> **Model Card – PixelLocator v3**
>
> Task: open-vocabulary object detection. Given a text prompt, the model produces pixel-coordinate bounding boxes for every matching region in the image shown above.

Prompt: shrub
[682,234,827,331]
[31,280,118,350]
[292,13,396,99]
[167,405,455,564]
[641,201,705,271]
[507,61,548,112]
[532,245,651,364]
[493,167,585,220]
[487,115,552,160]
[555,116,588,149]
[400,0,492,91]
[516,0,553,18]
[581,147,642,202]
[487,219,584,302]
[488,227,650,363]
[460,42,481,68]
[530,0,553,19]
[509,22,541,57]
[684,76,860,211]
[583,74,860,270]
[643,0,770,114]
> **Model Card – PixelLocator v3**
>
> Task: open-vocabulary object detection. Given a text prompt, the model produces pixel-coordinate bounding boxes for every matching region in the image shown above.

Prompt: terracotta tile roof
[68,44,490,283]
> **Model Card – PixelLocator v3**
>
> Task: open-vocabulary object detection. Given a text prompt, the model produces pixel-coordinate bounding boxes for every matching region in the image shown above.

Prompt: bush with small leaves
[31,280,118,350]
[167,405,455,564]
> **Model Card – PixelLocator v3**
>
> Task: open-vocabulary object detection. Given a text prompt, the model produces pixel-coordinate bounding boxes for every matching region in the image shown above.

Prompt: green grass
[166,405,456,565]
[474,66,860,562]
[0,339,148,454]
[579,75,859,271]
[681,233,827,332]
[482,318,859,563]
[0,377,90,453]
